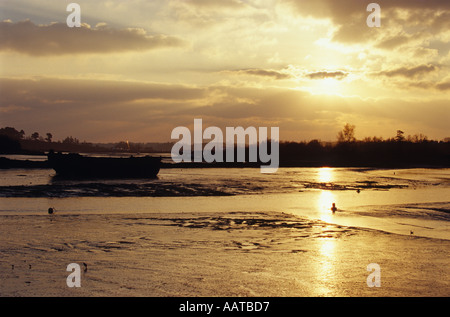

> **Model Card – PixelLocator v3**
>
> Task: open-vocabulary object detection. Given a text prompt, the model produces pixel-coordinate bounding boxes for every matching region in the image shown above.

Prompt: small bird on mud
[331,203,337,213]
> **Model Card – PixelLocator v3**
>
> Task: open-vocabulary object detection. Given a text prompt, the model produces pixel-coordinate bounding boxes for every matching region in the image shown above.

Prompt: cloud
[282,0,450,23]
[375,34,412,50]
[372,64,447,91]
[306,71,348,80]
[281,0,450,49]
[183,0,246,9]
[0,76,448,142]
[0,77,207,141]
[436,81,450,91]
[405,79,450,91]
[376,64,438,79]
[224,68,292,80]
[0,20,185,56]
[0,77,204,106]
[0,77,347,139]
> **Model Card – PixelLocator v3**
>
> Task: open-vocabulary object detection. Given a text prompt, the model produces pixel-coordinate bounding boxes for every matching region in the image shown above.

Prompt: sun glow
[307,78,346,96]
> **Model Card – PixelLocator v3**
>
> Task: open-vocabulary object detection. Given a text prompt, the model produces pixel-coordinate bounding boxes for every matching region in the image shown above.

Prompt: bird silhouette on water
[331,203,337,213]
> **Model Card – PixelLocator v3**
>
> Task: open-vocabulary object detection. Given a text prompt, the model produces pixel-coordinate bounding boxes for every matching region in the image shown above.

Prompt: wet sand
[0,211,448,297]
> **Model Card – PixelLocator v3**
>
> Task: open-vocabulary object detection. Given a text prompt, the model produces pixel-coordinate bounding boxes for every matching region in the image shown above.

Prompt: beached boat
[47,151,161,178]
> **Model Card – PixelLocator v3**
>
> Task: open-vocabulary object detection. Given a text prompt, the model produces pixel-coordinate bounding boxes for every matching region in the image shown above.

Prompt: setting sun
[307,77,346,96]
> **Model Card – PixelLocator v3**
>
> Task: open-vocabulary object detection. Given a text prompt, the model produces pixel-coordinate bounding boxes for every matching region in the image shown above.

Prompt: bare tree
[337,123,356,143]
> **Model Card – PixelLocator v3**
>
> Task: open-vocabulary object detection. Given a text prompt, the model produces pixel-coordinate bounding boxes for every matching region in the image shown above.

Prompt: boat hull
[48,152,161,179]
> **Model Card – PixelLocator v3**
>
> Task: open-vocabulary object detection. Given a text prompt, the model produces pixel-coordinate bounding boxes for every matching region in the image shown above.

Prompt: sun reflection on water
[318,167,333,183]
[316,168,338,222]
[318,190,336,222]
[315,236,338,296]
[313,167,341,295]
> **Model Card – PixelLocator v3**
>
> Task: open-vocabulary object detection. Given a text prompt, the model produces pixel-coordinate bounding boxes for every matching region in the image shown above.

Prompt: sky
[0,0,449,143]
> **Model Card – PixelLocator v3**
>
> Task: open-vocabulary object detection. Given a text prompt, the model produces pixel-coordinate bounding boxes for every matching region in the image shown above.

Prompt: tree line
[279,124,449,167]
[1,125,449,168]
[0,127,158,154]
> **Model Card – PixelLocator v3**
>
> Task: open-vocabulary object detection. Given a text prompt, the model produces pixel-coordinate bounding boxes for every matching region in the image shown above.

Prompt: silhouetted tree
[337,123,356,143]
[0,127,24,140]
[31,132,40,141]
[395,130,405,142]
[45,133,53,143]
[407,134,428,143]
[363,136,383,142]
[62,136,79,144]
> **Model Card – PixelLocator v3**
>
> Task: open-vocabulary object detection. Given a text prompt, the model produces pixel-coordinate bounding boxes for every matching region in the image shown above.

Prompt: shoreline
[1,157,450,170]
[0,211,449,297]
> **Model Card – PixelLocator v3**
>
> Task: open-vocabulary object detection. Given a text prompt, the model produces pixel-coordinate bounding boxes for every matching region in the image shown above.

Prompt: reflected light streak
[313,167,340,295]
[316,167,337,222]
[316,236,338,296]
[318,190,336,223]
[318,167,333,183]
